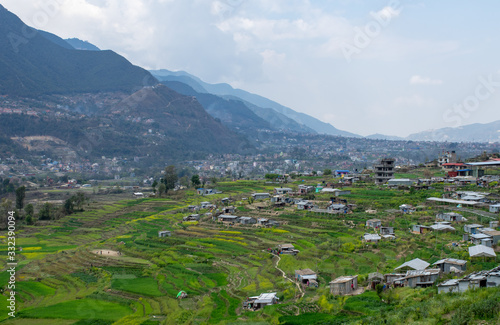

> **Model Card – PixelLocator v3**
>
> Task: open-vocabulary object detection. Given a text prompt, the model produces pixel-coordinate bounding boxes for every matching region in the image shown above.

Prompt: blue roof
[457,169,472,172]
[335,170,350,173]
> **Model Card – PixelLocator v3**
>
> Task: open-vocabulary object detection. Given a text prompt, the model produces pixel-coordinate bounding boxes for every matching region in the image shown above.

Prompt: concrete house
[366,219,382,228]
[374,158,395,185]
[464,224,484,234]
[158,230,171,238]
[239,216,257,225]
[329,275,358,296]
[274,187,293,195]
[432,258,467,273]
[327,204,347,213]
[252,193,270,200]
[388,178,414,187]
[436,212,463,222]
[295,269,318,287]
[298,185,314,194]
[222,206,236,214]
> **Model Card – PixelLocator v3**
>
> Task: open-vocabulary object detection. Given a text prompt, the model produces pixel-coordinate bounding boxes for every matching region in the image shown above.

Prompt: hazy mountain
[65,38,100,51]
[153,70,314,133]
[407,121,500,143]
[37,30,75,49]
[366,134,404,141]
[0,4,156,96]
[151,69,359,137]
[162,81,273,134]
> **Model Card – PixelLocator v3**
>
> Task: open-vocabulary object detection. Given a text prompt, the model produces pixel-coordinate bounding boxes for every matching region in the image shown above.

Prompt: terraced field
[1,179,499,324]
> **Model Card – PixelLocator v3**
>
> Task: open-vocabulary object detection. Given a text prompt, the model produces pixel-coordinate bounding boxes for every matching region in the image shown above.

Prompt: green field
[1,175,499,324]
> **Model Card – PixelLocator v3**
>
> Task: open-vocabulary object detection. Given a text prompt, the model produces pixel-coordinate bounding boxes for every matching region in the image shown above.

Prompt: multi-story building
[374,158,395,185]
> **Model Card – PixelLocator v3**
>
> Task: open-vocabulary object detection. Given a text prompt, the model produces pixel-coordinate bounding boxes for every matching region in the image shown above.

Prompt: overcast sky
[3,0,500,137]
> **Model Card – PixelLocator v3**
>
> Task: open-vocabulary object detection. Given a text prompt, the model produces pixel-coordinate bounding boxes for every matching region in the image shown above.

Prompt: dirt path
[271,253,304,299]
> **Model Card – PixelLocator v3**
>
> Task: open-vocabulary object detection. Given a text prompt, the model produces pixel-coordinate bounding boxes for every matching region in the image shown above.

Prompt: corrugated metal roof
[329,275,357,284]
[469,245,496,257]
[432,258,467,266]
[395,258,430,271]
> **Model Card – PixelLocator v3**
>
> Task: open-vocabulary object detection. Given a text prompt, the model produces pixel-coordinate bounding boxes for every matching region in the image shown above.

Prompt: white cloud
[409,75,443,86]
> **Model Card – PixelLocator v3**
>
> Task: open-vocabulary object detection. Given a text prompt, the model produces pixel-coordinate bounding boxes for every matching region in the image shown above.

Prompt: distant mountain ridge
[65,38,100,51]
[406,121,500,143]
[0,4,156,96]
[151,69,360,137]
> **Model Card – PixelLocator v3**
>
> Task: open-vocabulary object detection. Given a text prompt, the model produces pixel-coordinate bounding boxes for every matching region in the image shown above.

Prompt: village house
[388,178,415,187]
[437,279,460,294]
[252,193,270,200]
[274,187,293,195]
[399,204,416,213]
[187,205,200,212]
[430,222,456,232]
[432,258,467,273]
[270,195,285,204]
[197,188,216,195]
[218,215,240,223]
[368,272,384,289]
[380,227,395,236]
[384,273,406,285]
[436,212,463,222]
[327,203,348,213]
[277,244,299,255]
[183,214,201,222]
[329,275,358,296]
[257,218,269,226]
[480,229,500,245]
[468,245,496,259]
[470,233,493,247]
[244,292,279,310]
[296,201,314,210]
[365,219,381,228]
[295,269,318,287]
[200,201,215,209]
[412,225,431,234]
[298,185,314,194]
[395,258,430,272]
[158,230,171,238]
[364,233,381,243]
[133,192,144,198]
[239,216,256,225]
[222,206,236,214]
[489,203,500,213]
[464,224,484,234]
[396,269,441,288]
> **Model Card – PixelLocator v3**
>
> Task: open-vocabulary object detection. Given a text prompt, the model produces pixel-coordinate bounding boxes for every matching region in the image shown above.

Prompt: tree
[158,183,166,197]
[152,180,158,194]
[324,169,332,176]
[191,175,201,187]
[25,203,34,225]
[73,192,87,211]
[163,165,178,195]
[64,198,75,215]
[15,186,26,210]
[38,203,52,220]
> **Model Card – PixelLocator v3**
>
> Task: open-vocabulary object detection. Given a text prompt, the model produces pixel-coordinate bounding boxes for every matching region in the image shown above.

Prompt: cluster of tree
[0,178,17,195]
[156,166,178,197]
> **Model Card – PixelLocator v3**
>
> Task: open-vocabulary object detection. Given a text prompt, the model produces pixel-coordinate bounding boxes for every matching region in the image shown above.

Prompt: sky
[2,0,500,137]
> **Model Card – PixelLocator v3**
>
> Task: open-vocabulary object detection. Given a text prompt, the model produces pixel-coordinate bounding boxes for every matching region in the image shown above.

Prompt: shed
[471,233,493,246]
[468,245,496,258]
[218,215,240,223]
[388,179,414,187]
[252,193,270,200]
[158,230,171,238]
[295,269,317,286]
[239,216,257,225]
[401,269,440,288]
[366,219,381,228]
[245,292,279,310]
[364,233,381,242]
[464,224,484,234]
[183,214,200,221]
[438,279,460,294]
[297,201,314,210]
[430,223,456,231]
[412,225,431,234]
[436,212,463,222]
[432,258,467,273]
[380,227,395,235]
[395,258,430,271]
[329,275,358,296]
[368,272,384,289]
[481,230,500,245]
[489,204,500,213]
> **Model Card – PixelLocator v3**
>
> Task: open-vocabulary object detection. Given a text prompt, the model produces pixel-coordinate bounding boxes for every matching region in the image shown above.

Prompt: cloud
[409,75,443,86]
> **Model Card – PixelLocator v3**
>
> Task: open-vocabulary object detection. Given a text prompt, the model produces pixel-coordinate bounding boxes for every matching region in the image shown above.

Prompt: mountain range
[0,1,499,161]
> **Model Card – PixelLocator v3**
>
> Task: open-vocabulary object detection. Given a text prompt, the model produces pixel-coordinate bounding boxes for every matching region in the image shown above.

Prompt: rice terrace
[2,166,500,325]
